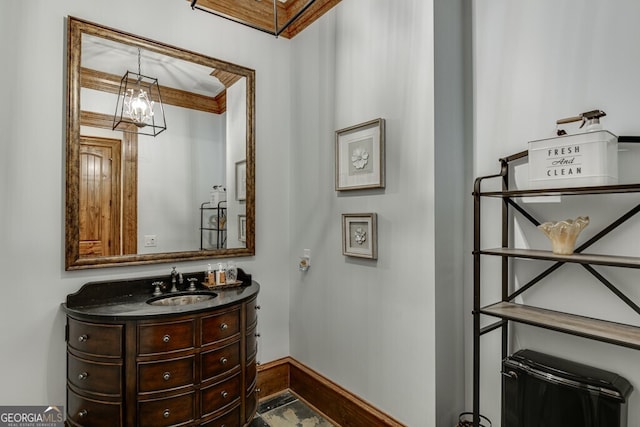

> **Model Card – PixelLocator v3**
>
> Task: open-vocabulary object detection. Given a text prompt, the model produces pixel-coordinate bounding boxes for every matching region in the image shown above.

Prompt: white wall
[226,78,247,248]
[137,105,224,253]
[80,89,224,253]
[471,1,640,425]
[0,0,291,406]
[288,1,466,425]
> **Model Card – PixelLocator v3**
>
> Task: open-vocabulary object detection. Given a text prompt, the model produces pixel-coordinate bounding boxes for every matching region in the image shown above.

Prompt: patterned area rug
[261,400,334,427]
[251,391,335,427]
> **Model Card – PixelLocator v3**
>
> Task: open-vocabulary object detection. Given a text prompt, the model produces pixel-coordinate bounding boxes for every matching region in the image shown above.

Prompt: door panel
[79,136,121,257]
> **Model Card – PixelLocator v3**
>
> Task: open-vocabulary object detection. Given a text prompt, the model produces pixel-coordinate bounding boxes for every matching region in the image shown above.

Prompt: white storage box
[210,187,226,206]
[528,130,618,189]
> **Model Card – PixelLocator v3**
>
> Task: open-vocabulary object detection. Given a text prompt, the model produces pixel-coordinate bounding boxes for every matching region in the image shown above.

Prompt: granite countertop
[61,269,259,321]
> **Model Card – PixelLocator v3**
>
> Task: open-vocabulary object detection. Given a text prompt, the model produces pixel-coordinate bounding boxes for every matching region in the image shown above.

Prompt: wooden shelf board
[477,183,640,198]
[479,248,640,269]
[480,302,640,350]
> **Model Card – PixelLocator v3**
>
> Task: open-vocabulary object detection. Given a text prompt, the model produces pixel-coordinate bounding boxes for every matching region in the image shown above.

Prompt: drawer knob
[255,388,261,394]
[78,334,88,342]
[221,391,229,399]
[163,372,171,381]
[255,305,261,310]
[220,323,228,330]
[220,357,228,365]
[78,372,89,380]
[162,334,171,343]
[163,409,170,418]
[78,409,88,418]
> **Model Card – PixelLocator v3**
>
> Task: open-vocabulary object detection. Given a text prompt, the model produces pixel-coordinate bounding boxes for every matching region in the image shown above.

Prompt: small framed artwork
[238,214,246,242]
[335,118,385,191]
[342,213,377,259]
[235,160,247,201]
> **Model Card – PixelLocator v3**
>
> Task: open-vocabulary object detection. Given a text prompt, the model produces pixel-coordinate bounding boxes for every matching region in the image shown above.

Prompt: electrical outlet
[144,235,157,247]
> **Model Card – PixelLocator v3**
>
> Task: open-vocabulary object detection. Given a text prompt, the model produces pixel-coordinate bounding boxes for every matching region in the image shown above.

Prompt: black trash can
[502,349,633,427]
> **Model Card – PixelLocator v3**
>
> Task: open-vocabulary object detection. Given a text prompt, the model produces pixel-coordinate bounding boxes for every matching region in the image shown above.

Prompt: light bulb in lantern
[124,88,154,127]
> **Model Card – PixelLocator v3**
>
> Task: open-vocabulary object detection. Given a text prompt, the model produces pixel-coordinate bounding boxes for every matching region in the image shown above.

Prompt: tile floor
[250,391,336,427]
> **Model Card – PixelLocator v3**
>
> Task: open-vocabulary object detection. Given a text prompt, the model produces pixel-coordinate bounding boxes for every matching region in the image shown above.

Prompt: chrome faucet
[151,281,165,296]
[170,267,179,292]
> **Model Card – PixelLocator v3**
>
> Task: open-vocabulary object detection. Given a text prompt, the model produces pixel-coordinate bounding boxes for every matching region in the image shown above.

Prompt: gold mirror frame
[65,17,255,270]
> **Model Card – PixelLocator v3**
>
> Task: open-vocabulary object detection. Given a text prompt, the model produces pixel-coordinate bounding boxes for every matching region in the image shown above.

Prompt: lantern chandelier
[113,48,167,136]
[190,0,318,38]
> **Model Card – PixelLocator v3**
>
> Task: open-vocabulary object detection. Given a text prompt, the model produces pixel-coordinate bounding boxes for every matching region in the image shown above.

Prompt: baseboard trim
[257,357,406,427]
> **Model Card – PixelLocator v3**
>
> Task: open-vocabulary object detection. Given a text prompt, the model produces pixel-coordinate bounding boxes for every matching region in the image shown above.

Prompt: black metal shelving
[472,152,640,426]
[200,201,226,249]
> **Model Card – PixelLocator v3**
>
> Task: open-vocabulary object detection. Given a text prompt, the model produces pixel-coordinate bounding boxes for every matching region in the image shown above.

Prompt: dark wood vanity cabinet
[65,294,259,427]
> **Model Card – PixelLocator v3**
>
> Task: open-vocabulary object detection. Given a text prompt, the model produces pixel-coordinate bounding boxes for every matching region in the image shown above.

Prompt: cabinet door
[137,391,195,427]
[138,355,195,393]
[202,309,240,345]
[200,373,241,418]
[67,390,122,427]
[201,340,241,382]
[246,358,257,391]
[246,324,258,362]
[138,320,195,355]
[200,404,241,427]
[245,386,258,423]
[68,354,122,396]
[68,319,122,358]
[246,296,259,330]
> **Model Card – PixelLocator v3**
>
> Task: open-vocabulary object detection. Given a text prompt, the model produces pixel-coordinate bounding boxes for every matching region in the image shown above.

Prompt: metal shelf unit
[200,201,226,249]
[472,150,640,426]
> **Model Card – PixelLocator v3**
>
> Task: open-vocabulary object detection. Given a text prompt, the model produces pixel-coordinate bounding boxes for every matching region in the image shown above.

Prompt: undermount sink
[147,291,217,306]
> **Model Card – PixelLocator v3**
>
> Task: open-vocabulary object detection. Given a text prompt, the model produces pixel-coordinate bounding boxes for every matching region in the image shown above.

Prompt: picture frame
[335,118,385,191]
[342,213,377,259]
[238,214,246,242]
[235,160,247,201]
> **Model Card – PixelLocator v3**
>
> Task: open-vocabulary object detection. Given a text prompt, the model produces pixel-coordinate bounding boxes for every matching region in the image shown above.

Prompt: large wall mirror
[65,17,255,270]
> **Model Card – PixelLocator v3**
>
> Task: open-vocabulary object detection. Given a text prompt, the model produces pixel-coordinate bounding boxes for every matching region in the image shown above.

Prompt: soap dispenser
[216,263,226,285]
[206,263,215,286]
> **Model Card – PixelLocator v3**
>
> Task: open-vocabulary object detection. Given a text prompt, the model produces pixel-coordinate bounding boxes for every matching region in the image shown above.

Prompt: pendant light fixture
[113,48,167,136]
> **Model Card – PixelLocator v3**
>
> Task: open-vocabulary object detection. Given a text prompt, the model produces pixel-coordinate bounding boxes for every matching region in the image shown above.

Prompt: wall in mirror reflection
[80,78,247,254]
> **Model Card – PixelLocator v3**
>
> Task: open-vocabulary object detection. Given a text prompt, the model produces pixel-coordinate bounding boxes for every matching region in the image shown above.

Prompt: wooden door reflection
[79,136,120,257]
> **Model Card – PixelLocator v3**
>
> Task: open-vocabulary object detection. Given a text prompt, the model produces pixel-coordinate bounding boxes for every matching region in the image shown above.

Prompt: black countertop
[61,269,259,321]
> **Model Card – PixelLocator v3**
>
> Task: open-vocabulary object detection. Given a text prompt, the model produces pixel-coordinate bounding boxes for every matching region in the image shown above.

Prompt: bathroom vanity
[62,271,259,426]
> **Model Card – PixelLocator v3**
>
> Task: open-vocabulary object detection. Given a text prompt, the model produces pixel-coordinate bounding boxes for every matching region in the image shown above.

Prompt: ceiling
[81,34,233,115]
[80,0,342,115]
[188,0,342,38]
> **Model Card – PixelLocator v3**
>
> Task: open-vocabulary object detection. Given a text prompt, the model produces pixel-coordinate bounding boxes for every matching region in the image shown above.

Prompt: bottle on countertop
[226,261,237,283]
[206,263,215,286]
[216,263,226,285]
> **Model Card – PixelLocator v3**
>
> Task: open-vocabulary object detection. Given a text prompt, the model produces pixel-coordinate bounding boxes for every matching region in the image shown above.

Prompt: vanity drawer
[246,296,259,330]
[68,353,121,396]
[137,390,195,427]
[67,389,122,427]
[245,358,257,394]
[246,324,258,361]
[201,340,240,382]
[245,385,258,422]
[201,404,241,427]
[138,355,195,393]
[201,372,241,417]
[68,319,123,358]
[138,319,195,355]
[201,308,240,345]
